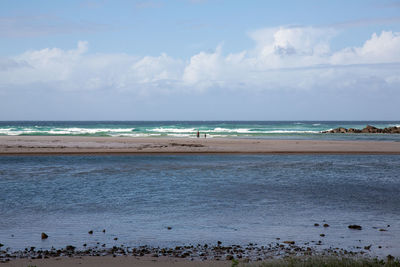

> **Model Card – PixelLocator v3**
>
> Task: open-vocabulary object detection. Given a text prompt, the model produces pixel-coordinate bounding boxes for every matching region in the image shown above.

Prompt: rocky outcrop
[322,125,400,134]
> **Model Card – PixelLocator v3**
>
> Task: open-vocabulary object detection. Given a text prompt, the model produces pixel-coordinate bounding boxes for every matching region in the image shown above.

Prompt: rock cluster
[322,125,400,134]
[0,241,371,263]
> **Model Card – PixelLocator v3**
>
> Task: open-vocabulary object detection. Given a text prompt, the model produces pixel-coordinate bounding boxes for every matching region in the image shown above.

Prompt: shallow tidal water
[0,154,399,257]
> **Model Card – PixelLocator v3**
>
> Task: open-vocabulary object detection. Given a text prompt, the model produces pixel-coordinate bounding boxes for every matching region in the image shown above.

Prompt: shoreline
[1,136,400,155]
[0,241,390,265]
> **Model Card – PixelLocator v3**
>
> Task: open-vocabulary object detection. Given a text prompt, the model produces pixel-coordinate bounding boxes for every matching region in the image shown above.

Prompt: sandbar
[0,136,400,155]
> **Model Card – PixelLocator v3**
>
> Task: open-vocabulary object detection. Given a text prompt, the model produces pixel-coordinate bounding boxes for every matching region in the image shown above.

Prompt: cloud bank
[1,27,400,96]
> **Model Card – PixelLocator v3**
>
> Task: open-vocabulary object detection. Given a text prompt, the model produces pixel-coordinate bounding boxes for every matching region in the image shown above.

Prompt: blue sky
[1,0,400,120]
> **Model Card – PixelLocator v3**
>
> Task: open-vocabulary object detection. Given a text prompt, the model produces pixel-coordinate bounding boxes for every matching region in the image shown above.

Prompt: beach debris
[314,223,320,227]
[323,224,329,227]
[348,225,362,230]
[88,230,93,234]
[41,232,48,239]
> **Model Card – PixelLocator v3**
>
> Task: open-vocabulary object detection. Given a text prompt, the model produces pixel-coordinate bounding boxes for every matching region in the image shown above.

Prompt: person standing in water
[197,130,200,138]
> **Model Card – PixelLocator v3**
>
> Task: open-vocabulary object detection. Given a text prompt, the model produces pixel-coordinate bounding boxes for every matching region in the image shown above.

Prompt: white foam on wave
[211,128,254,133]
[0,127,136,135]
[147,128,197,133]
[50,128,135,134]
[264,130,320,134]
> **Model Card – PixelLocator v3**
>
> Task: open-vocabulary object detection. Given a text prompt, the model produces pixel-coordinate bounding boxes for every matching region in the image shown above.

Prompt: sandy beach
[1,136,400,155]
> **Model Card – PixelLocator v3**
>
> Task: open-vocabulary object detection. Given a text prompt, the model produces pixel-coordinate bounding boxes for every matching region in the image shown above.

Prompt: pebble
[348,225,362,230]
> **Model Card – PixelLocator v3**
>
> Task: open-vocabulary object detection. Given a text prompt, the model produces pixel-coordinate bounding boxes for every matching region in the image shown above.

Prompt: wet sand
[1,136,400,155]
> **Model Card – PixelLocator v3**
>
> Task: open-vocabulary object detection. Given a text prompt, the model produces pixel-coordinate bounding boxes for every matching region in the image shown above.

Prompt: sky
[1,0,400,120]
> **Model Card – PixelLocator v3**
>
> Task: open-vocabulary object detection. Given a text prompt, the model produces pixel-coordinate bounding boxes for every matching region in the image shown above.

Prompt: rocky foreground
[0,223,394,264]
[322,125,400,134]
[0,241,381,264]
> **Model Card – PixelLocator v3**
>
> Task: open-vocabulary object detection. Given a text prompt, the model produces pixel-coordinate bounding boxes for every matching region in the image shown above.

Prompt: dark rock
[320,234,325,237]
[362,125,380,133]
[167,227,172,230]
[217,241,222,246]
[323,224,329,227]
[41,232,48,239]
[88,230,93,234]
[66,245,75,251]
[348,128,362,133]
[323,125,400,134]
[283,241,295,245]
[225,254,234,260]
[364,245,371,250]
[314,223,319,227]
[102,229,106,233]
[114,237,118,240]
[379,229,388,231]
[348,225,362,230]
[326,127,348,133]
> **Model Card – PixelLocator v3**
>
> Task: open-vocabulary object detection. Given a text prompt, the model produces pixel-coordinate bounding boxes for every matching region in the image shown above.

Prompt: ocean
[0,121,399,140]
[0,154,399,257]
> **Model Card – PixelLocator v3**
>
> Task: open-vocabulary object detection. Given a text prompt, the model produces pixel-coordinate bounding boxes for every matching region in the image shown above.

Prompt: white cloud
[331,31,400,64]
[1,27,400,95]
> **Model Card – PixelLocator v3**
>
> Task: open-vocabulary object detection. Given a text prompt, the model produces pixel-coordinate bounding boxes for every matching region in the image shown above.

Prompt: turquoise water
[0,121,399,140]
[0,154,399,257]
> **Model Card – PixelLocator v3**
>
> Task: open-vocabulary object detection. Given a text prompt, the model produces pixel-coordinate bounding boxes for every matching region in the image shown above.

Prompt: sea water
[0,154,399,257]
[0,121,400,140]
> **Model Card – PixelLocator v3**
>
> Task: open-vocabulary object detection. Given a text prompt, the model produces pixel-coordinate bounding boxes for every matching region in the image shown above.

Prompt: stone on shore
[41,233,48,239]
[348,225,362,230]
